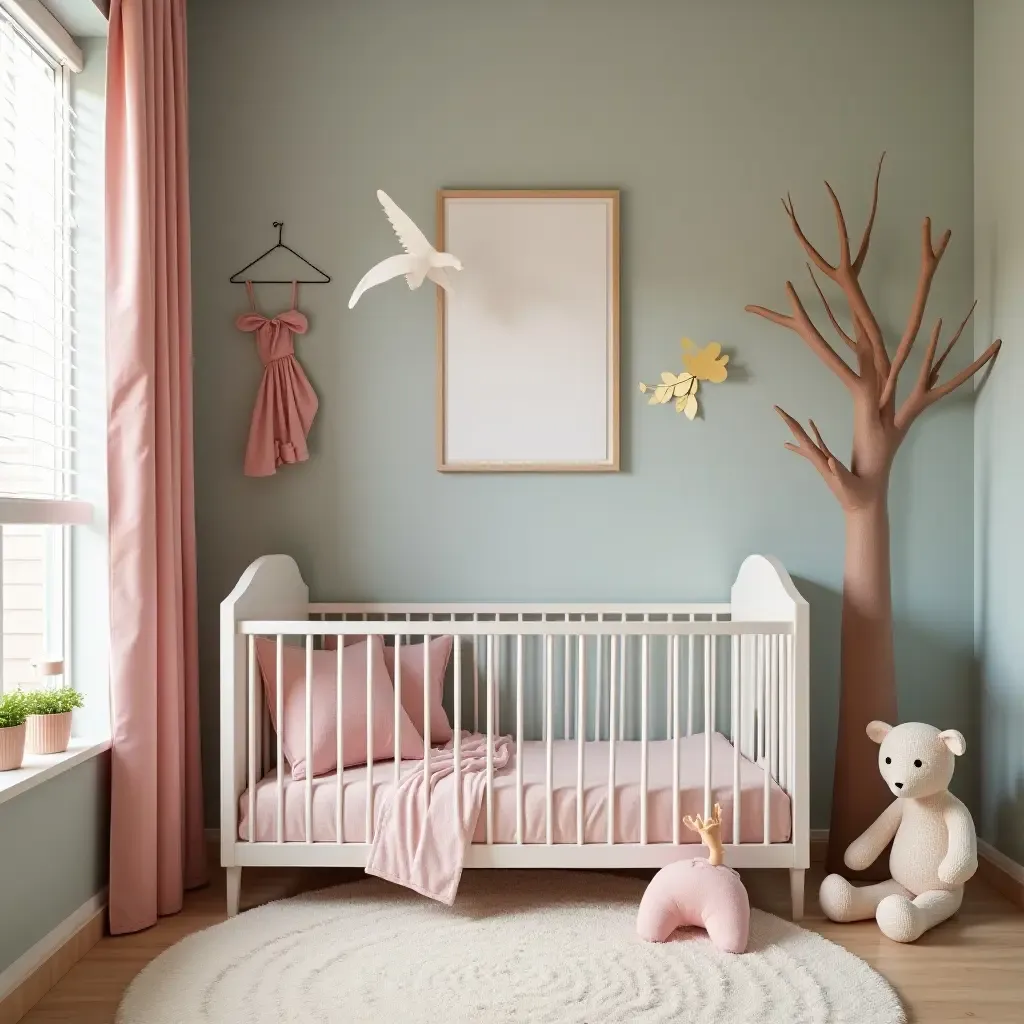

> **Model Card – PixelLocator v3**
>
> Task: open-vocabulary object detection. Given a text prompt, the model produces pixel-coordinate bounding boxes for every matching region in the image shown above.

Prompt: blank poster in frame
[436,189,620,472]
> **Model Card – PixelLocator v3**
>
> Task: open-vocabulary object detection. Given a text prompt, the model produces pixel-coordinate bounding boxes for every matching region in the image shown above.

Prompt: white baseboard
[978,840,1024,884]
[0,888,107,1003]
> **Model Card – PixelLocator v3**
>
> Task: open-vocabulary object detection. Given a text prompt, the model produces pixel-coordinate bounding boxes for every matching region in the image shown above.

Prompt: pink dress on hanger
[236,280,319,477]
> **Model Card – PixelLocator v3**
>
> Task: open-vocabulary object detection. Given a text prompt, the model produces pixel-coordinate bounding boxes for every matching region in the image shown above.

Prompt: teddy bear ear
[866,721,892,744]
[939,729,967,756]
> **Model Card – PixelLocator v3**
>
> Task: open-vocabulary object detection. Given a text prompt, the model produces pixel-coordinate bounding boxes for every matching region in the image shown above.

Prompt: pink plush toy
[636,803,750,953]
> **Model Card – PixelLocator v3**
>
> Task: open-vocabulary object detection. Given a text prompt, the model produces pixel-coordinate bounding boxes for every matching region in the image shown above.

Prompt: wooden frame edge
[435,188,621,473]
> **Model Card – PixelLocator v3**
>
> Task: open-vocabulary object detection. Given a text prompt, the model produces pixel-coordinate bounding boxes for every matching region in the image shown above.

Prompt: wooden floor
[18,854,1024,1023]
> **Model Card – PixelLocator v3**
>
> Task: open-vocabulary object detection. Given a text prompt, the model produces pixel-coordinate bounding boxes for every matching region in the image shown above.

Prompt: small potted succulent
[0,690,29,771]
[24,686,84,755]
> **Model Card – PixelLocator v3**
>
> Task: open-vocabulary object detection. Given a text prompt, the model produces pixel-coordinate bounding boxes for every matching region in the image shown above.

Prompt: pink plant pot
[0,723,27,771]
[26,712,72,755]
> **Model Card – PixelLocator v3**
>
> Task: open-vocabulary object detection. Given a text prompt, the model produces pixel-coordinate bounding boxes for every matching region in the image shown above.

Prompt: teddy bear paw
[818,874,857,922]
[876,894,922,943]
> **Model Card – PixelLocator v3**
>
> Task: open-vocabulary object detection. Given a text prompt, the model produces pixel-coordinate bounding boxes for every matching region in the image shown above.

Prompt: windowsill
[0,737,111,807]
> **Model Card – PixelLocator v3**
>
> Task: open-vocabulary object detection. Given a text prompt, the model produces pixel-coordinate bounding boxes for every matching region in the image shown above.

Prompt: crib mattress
[238,732,791,846]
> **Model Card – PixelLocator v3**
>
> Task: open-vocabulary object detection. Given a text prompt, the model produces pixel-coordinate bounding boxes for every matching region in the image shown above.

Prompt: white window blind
[0,7,77,507]
[0,7,86,691]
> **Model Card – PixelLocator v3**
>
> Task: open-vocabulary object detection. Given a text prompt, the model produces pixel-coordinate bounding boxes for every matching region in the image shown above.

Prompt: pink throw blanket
[365,732,513,904]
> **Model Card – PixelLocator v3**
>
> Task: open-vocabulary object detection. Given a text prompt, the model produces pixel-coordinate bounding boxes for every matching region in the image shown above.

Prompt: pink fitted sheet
[238,732,791,845]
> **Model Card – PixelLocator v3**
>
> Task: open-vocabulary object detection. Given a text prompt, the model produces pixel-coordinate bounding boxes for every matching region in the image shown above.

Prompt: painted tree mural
[745,156,1001,875]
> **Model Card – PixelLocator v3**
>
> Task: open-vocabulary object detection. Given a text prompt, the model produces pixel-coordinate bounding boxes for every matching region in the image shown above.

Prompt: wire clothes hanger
[229,221,331,284]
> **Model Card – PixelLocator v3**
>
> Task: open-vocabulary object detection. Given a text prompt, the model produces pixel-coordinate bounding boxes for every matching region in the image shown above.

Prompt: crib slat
[770,633,779,782]
[703,634,712,820]
[665,627,673,743]
[545,633,554,845]
[756,634,764,763]
[247,636,256,844]
[765,633,777,845]
[516,632,524,844]
[394,634,403,787]
[342,630,350,847]
[595,617,605,741]
[277,635,285,844]
[710,627,718,738]
[305,636,314,844]
[672,633,680,845]
[614,626,622,741]
[746,635,756,760]
[365,638,373,844]
[607,634,618,845]
[576,633,586,845]
[778,631,787,792]
[640,632,649,844]
[687,632,695,736]
[423,635,432,812]
[486,634,494,844]
[731,635,741,845]
[564,622,572,741]
[786,633,795,793]
[473,613,480,733]
[453,635,462,825]
[540,614,547,743]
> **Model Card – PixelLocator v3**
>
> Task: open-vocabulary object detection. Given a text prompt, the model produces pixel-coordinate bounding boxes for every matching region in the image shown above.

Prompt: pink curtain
[105,0,206,935]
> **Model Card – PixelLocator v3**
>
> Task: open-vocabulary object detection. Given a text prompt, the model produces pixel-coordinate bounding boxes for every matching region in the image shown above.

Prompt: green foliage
[0,690,29,730]
[23,686,84,716]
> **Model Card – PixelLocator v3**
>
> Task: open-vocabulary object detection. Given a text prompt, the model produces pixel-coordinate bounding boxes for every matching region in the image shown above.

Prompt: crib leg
[790,867,805,922]
[226,866,242,918]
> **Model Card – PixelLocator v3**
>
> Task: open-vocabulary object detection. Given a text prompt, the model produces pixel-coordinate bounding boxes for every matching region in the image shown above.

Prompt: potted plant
[24,686,84,755]
[0,691,29,771]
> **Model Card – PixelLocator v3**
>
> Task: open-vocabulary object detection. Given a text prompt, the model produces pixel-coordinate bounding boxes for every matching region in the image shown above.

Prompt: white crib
[220,553,810,919]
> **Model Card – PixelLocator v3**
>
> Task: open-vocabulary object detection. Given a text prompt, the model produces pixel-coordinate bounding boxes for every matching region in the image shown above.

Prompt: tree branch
[853,152,885,274]
[782,194,834,276]
[806,264,855,350]
[824,181,852,269]
[879,217,952,410]
[895,337,1002,432]
[775,406,857,504]
[746,281,859,390]
[780,176,888,375]
[929,300,977,386]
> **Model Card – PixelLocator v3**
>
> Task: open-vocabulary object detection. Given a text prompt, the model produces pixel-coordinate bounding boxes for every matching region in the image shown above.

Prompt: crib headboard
[730,554,809,860]
[220,555,309,864]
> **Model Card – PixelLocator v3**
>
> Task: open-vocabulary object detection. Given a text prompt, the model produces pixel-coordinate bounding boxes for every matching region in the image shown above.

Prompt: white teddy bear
[818,720,977,943]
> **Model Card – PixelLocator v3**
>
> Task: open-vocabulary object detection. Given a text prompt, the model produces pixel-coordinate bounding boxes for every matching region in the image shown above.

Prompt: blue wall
[188,0,976,828]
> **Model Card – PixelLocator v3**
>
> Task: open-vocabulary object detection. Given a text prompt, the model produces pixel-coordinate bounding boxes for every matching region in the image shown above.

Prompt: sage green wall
[188,0,976,829]
[974,0,1024,866]
[0,754,110,975]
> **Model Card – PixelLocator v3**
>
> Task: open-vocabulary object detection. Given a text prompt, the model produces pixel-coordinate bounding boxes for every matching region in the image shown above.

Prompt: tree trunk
[826,497,900,876]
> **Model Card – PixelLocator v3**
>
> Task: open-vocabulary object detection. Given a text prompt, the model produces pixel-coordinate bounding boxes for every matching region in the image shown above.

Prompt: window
[0,9,88,693]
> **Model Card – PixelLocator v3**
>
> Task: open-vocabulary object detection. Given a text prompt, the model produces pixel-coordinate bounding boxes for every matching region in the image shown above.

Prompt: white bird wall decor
[347,190,463,309]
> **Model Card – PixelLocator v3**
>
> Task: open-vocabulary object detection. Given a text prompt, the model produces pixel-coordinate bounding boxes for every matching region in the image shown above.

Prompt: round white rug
[117,872,904,1023]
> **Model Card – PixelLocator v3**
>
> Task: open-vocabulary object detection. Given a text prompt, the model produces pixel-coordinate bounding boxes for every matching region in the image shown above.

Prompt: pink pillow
[636,859,750,953]
[254,636,423,781]
[322,634,366,649]
[384,636,454,744]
